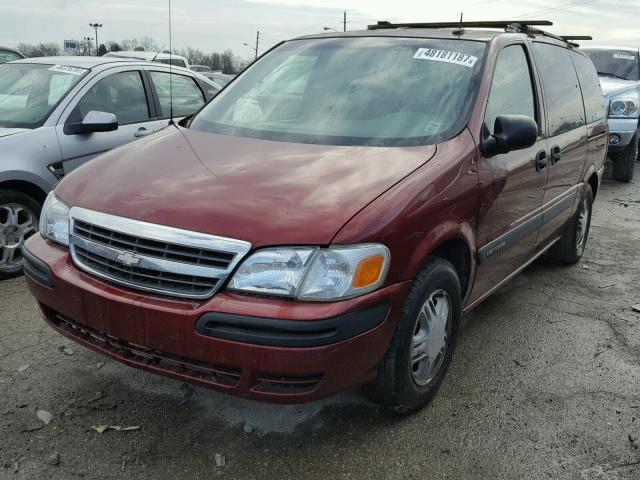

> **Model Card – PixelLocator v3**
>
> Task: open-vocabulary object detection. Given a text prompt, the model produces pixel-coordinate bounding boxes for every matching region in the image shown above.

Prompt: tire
[610,132,637,182]
[547,185,593,264]
[363,257,462,414]
[0,189,41,280]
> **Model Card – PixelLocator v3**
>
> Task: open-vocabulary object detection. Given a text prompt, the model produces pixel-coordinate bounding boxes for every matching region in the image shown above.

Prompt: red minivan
[23,21,608,412]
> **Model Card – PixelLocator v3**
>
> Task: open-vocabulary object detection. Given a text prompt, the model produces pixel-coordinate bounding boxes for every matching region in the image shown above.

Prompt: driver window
[485,45,536,134]
[70,71,150,125]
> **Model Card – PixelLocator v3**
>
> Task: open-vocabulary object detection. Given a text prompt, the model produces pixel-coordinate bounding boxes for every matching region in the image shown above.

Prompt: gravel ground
[1,165,639,480]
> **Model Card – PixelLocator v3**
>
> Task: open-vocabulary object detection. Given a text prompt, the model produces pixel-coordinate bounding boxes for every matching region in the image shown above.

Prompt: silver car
[0,56,221,278]
[582,46,640,182]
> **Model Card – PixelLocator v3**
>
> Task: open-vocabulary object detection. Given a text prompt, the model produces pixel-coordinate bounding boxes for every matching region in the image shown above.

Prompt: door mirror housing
[482,115,538,158]
[64,111,118,135]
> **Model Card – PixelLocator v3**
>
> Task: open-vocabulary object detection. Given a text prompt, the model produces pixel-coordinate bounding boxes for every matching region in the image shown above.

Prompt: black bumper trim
[195,303,390,348]
[22,245,54,288]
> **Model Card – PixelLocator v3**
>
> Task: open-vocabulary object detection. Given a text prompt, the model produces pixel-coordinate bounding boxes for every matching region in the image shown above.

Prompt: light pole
[83,37,93,55]
[243,43,257,60]
[89,23,102,54]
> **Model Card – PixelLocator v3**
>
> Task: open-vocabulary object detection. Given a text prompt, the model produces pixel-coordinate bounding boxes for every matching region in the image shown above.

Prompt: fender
[0,170,53,198]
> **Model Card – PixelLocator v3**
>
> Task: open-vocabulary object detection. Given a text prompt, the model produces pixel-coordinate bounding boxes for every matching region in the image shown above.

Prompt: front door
[56,68,162,174]
[469,43,548,305]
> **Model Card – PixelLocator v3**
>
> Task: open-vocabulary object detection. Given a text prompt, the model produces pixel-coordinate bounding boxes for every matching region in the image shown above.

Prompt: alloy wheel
[0,203,38,273]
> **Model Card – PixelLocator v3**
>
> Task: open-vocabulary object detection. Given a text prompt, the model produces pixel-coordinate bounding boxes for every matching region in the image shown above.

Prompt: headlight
[609,96,639,118]
[39,192,70,246]
[228,244,390,301]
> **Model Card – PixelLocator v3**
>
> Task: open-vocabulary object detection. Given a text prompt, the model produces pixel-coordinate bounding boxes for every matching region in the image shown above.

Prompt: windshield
[582,49,639,81]
[190,37,486,147]
[0,63,88,129]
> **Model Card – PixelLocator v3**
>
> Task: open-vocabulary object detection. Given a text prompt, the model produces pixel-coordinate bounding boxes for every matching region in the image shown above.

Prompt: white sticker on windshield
[48,65,87,76]
[613,53,635,61]
[414,48,478,68]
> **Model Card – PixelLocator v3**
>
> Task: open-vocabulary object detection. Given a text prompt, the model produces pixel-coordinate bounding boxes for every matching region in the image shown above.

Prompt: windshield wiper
[597,71,629,81]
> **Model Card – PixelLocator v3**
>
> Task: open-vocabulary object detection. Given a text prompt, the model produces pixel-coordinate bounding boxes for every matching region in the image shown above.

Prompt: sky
[1,0,639,59]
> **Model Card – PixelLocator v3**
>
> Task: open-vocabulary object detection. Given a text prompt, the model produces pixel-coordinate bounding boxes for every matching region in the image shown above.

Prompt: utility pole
[255,30,260,60]
[343,11,347,32]
[89,23,102,54]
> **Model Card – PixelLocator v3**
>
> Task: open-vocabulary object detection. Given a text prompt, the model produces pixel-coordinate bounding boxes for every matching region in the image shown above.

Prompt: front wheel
[0,190,41,280]
[363,257,461,414]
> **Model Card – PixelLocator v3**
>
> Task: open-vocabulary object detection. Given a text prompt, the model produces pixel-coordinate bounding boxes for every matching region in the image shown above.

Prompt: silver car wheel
[576,197,590,256]
[410,289,452,386]
[0,203,38,273]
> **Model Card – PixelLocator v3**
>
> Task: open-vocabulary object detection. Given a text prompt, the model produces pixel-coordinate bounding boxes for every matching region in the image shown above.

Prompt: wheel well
[431,239,471,298]
[588,173,599,199]
[0,180,47,206]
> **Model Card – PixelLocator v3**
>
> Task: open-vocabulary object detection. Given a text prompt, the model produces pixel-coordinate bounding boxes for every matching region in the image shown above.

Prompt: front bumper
[607,117,638,148]
[23,235,409,403]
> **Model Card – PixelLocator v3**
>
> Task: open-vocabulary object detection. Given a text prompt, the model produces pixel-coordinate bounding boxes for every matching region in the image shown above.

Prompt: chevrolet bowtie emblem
[115,251,141,267]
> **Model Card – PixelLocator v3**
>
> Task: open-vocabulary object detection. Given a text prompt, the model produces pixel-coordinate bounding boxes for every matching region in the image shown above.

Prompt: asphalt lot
[1,164,639,480]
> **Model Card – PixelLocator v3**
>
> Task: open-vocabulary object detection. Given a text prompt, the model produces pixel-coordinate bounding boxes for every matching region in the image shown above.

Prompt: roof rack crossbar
[367,20,553,30]
[560,35,593,41]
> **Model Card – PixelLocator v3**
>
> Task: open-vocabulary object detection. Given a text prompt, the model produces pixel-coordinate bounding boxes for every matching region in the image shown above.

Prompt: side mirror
[64,110,118,135]
[482,115,538,158]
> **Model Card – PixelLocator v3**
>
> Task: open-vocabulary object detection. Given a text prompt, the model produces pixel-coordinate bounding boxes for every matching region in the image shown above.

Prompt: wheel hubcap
[0,204,38,272]
[576,197,590,255]
[410,289,452,386]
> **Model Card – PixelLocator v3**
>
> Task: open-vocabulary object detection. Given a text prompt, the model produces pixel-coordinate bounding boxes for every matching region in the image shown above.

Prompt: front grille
[68,207,251,299]
[74,220,235,269]
[74,245,219,297]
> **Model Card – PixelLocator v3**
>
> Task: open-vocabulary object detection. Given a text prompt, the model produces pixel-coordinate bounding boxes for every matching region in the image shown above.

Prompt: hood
[599,76,640,100]
[56,126,436,247]
[0,127,29,138]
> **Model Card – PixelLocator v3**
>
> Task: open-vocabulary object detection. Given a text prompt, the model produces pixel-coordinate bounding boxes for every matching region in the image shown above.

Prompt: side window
[485,45,536,134]
[150,72,205,117]
[570,51,607,124]
[532,43,586,136]
[71,71,150,125]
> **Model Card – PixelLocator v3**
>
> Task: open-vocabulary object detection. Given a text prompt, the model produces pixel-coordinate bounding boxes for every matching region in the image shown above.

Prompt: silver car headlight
[39,192,70,246]
[228,244,390,301]
[609,95,640,118]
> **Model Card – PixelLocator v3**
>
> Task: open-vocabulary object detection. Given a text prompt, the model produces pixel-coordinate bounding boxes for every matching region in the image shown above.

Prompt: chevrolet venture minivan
[24,21,608,412]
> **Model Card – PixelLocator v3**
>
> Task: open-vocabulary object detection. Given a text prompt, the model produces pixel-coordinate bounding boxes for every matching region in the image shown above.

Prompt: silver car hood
[0,127,29,138]
[599,77,640,102]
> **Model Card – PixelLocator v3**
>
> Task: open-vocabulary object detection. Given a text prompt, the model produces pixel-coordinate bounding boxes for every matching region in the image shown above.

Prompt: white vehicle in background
[0,46,24,64]
[582,46,640,182]
[190,64,211,73]
[104,50,191,69]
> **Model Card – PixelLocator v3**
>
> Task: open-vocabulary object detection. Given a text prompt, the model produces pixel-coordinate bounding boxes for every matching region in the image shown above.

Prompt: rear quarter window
[532,43,586,137]
[570,51,606,124]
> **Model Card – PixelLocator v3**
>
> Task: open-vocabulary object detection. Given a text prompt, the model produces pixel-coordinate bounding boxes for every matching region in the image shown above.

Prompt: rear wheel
[0,190,41,280]
[363,257,461,414]
[548,185,593,264]
[610,132,637,182]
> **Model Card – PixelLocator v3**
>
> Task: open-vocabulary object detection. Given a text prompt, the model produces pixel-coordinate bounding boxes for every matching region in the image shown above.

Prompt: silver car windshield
[190,37,487,147]
[582,49,640,81]
[0,63,88,129]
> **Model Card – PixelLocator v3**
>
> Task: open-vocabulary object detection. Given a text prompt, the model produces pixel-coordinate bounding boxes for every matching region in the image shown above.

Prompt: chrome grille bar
[68,207,252,299]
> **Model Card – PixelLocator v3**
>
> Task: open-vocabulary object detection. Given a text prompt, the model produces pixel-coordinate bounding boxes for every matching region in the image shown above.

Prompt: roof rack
[366,20,592,48]
[367,20,553,30]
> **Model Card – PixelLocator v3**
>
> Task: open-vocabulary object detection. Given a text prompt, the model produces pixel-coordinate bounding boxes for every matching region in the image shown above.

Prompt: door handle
[134,127,155,138]
[550,145,561,165]
[535,150,548,171]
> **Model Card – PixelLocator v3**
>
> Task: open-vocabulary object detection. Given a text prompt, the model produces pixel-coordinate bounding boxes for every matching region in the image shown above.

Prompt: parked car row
[18,21,613,412]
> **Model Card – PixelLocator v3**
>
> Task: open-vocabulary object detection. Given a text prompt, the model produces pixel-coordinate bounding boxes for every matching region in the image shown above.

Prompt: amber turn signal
[352,254,386,289]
